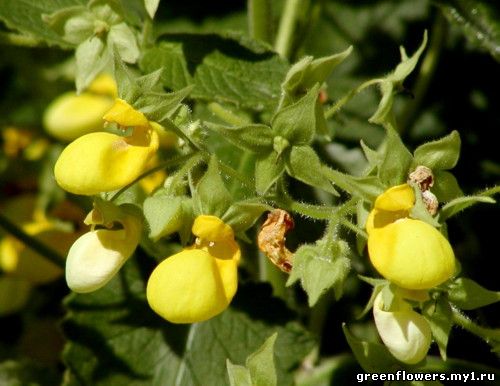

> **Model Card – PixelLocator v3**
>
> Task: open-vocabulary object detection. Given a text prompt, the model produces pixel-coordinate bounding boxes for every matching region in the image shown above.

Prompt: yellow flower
[373,292,431,364]
[0,220,81,284]
[366,184,455,290]
[65,209,142,293]
[54,98,159,195]
[147,215,240,324]
[44,74,117,141]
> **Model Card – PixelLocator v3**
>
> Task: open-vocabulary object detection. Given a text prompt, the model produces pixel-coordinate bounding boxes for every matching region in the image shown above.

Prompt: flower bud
[65,213,141,293]
[373,292,432,364]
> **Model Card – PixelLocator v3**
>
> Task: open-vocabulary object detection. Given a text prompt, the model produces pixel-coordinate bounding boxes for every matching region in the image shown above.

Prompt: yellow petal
[147,249,236,323]
[373,292,431,364]
[65,214,141,293]
[374,184,415,212]
[86,74,118,97]
[192,215,235,243]
[103,98,149,127]
[54,130,159,195]
[368,218,455,289]
[43,92,114,141]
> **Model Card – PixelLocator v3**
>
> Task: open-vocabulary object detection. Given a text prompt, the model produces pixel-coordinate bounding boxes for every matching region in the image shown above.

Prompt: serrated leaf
[222,199,272,233]
[413,131,461,171]
[287,239,350,306]
[423,296,452,360]
[440,195,495,220]
[342,324,398,373]
[255,151,285,195]
[195,156,232,217]
[448,278,500,310]
[272,85,320,146]
[140,33,288,112]
[0,0,85,47]
[285,146,338,195]
[378,124,413,186]
[436,0,500,62]
[205,123,274,153]
[62,260,315,386]
[246,333,278,386]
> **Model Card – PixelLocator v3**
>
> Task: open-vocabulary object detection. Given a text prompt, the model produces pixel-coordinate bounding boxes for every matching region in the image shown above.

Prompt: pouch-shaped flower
[366,184,455,290]
[373,292,432,364]
[44,74,117,141]
[65,212,141,293]
[147,215,240,324]
[54,99,159,195]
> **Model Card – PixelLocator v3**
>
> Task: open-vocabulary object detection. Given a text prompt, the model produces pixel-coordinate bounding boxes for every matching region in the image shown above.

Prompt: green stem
[0,32,42,47]
[141,18,154,48]
[0,214,65,269]
[324,78,384,119]
[248,0,273,43]
[399,13,446,134]
[207,103,249,126]
[452,308,500,345]
[274,0,303,58]
[109,153,198,201]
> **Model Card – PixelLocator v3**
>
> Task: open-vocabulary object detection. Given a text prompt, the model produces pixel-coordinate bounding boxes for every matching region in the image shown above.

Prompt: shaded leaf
[448,278,500,310]
[413,130,461,171]
[423,296,453,360]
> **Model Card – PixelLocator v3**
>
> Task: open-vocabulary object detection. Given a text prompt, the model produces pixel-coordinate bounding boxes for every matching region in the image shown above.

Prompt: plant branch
[248,0,273,44]
[274,0,303,58]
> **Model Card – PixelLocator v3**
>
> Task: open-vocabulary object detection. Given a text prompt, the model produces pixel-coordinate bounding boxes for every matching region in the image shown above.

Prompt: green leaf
[137,86,194,123]
[144,0,160,19]
[360,140,383,172]
[272,85,320,146]
[448,278,500,310]
[369,31,428,124]
[285,146,338,195]
[195,156,232,217]
[423,296,453,360]
[378,124,413,186]
[62,261,316,386]
[287,238,350,306]
[107,22,139,63]
[342,324,398,373]
[0,0,85,47]
[143,193,186,240]
[432,171,463,203]
[440,195,496,220]
[324,169,384,202]
[226,362,252,386]
[222,199,272,233]
[255,151,285,195]
[410,185,441,228]
[42,5,91,44]
[75,36,111,92]
[205,123,274,153]
[246,333,278,386]
[413,131,461,171]
[140,33,289,112]
[436,0,500,62]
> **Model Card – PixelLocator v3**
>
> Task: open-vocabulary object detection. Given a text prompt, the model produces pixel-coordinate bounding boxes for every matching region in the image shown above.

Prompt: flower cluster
[366,183,456,363]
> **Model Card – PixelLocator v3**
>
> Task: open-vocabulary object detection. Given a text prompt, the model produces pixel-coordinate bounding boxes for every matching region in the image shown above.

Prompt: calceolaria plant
[0,0,499,384]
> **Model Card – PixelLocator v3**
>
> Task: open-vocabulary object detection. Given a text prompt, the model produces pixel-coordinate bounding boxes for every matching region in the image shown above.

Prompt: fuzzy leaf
[440,195,495,220]
[285,146,338,195]
[448,278,500,310]
[423,296,453,360]
[195,156,232,217]
[272,85,320,146]
[255,151,285,195]
[226,362,252,386]
[413,131,461,171]
[222,199,272,233]
[378,124,413,186]
[143,193,186,240]
[324,169,384,202]
[246,333,278,386]
[140,33,288,112]
[432,171,463,203]
[205,123,274,153]
[62,263,316,386]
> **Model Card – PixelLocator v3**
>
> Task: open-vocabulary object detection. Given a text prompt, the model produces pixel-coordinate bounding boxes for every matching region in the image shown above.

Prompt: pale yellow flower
[366,184,455,290]
[147,215,240,324]
[44,74,117,141]
[373,292,432,364]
